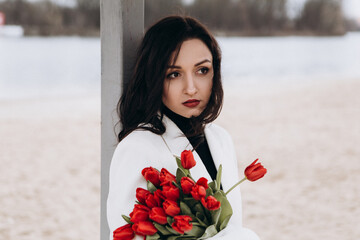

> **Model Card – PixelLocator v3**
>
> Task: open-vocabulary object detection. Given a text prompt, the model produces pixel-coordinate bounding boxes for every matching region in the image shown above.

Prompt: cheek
[208,80,213,93]
[204,79,213,97]
[202,81,213,106]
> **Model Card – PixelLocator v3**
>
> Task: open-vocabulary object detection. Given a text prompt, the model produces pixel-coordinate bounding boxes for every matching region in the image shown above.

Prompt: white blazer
[107,115,260,240]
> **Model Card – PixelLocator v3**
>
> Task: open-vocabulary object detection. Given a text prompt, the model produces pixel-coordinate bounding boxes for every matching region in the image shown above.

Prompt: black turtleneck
[163,107,218,181]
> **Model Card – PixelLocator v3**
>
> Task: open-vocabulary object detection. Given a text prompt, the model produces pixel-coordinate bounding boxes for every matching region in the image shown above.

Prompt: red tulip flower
[159,168,176,184]
[196,177,209,190]
[162,199,181,217]
[145,193,161,208]
[129,204,150,223]
[161,182,180,201]
[113,224,134,240]
[135,188,150,205]
[190,184,207,201]
[225,159,267,195]
[154,189,165,201]
[181,150,196,169]
[149,207,168,225]
[142,167,161,187]
[172,215,193,234]
[180,177,195,194]
[201,196,221,210]
[132,221,157,236]
[244,159,267,181]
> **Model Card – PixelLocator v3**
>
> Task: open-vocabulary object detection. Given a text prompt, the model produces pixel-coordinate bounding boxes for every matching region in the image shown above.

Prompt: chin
[177,107,204,118]
[188,110,202,118]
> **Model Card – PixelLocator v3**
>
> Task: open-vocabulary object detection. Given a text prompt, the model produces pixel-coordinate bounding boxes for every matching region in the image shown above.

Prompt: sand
[0,79,359,240]
[0,95,100,239]
[217,79,360,240]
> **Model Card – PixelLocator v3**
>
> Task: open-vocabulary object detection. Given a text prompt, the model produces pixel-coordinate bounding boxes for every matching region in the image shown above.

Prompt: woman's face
[162,39,213,118]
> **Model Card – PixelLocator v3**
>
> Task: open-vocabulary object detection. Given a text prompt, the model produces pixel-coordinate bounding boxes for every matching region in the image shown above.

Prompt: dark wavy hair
[117,15,223,142]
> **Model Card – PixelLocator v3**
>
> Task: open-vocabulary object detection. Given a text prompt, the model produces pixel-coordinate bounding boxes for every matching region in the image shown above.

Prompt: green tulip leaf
[146,233,160,240]
[218,190,227,197]
[176,168,187,184]
[175,156,183,169]
[219,215,232,231]
[147,181,157,193]
[210,208,221,225]
[195,212,205,221]
[196,211,209,225]
[194,215,208,228]
[180,201,194,217]
[166,237,178,240]
[208,181,217,192]
[198,225,218,239]
[167,217,174,226]
[208,181,215,189]
[172,181,181,189]
[165,225,181,235]
[121,215,132,224]
[205,186,214,198]
[213,191,233,230]
[167,235,197,240]
[153,222,172,236]
[183,198,197,208]
[191,222,201,226]
[193,202,205,216]
[185,225,206,237]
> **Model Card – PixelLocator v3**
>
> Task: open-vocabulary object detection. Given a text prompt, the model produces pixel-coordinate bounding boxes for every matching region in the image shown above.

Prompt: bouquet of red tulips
[113,150,266,240]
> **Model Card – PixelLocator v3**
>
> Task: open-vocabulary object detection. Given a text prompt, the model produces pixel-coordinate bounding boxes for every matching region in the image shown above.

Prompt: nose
[184,73,197,96]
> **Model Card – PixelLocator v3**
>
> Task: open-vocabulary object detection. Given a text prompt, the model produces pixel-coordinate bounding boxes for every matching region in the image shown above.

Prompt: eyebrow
[167,59,212,69]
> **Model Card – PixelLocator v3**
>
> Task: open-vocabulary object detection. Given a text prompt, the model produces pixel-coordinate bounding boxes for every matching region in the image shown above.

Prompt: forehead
[169,39,212,65]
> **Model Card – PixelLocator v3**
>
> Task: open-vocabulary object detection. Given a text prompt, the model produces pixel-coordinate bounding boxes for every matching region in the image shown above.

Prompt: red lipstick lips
[183,99,200,108]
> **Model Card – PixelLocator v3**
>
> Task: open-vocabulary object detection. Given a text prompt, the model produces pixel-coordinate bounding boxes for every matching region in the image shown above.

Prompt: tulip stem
[225,177,247,195]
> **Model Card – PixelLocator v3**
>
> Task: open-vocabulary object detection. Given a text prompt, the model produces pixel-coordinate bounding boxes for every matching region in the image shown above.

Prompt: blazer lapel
[161,115,191,155]
[162,115,212,180]
[204,124,235,191]
[204,124,222,172]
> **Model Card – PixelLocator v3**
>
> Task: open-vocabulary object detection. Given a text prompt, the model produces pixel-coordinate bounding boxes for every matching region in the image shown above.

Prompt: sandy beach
[0,95,101,239]
[1,78,359,239]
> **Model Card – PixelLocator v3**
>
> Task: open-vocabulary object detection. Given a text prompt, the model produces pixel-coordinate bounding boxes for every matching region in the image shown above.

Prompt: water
[0,37,100,99]
[218,32,360,86]
[1,33,359,100]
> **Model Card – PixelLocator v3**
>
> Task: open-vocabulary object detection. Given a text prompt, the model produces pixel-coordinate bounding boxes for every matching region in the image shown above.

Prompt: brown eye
[197,67,209,75]
[167,72,180,79]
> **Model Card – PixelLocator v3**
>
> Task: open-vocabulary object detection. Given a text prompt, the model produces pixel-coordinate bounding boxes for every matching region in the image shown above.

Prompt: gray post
[100,1,144,239]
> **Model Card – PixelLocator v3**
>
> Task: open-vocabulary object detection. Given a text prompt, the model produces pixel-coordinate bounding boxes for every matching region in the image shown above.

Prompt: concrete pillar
[100,1,144,239]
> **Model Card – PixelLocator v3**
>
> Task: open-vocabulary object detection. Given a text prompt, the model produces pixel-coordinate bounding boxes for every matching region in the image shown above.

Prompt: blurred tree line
[146,0,353,36]
[0,0,358,36]
[0,0,99,36]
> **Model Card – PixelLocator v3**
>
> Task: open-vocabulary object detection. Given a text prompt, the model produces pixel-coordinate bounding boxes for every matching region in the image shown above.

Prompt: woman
[107,16,260,240]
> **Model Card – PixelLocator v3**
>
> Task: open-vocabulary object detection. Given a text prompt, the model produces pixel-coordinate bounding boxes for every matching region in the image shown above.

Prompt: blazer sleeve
[107,131,157,240]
